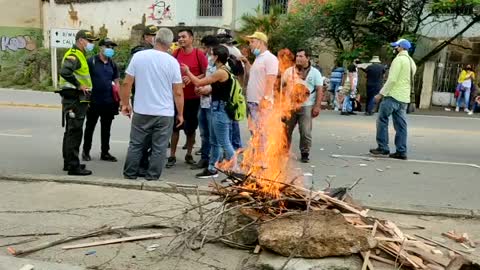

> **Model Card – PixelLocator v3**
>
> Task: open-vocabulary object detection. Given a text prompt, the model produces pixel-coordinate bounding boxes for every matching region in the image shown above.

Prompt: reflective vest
[59,48,92,89]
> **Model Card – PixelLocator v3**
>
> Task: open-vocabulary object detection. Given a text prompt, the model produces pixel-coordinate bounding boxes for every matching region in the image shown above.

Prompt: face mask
[104,48,115,58]
[252,48,261,57]
[86,42,95,52]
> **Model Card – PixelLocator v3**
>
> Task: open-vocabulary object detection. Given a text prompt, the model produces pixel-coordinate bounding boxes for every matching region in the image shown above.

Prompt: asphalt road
[0,89,479,211]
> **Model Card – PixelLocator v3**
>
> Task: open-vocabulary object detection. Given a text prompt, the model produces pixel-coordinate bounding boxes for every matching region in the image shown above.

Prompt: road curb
[0,102,61,109]
[1,173,479,219]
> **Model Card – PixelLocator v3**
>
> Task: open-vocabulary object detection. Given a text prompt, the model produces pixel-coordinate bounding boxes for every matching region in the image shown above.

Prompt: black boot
[68,167,92,176]
[82,151,91,161]
[301,153,310,163]
[101,152,118,162]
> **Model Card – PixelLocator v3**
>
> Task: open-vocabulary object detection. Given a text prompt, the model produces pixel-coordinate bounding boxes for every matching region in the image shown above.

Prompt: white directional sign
[50,28,78,48]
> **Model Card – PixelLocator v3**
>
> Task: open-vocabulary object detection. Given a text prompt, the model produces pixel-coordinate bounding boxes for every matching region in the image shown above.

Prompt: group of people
[57,25,416,179]
[456,64,480,115]
[328,56,386,116]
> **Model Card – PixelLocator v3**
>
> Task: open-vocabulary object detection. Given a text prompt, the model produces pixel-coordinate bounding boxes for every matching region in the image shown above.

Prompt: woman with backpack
[181,45,236,179]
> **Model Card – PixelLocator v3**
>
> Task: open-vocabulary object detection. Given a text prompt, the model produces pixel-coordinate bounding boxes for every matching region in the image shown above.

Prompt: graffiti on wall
[1,35,36,52]
[148,0,173,24]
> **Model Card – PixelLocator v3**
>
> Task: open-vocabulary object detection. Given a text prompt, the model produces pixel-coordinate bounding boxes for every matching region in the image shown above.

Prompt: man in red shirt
[166,29,208,168]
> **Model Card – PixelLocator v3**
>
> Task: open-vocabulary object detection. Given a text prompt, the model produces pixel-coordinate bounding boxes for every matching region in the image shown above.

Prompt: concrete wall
[0,0,43,66]
[43,0,262,42]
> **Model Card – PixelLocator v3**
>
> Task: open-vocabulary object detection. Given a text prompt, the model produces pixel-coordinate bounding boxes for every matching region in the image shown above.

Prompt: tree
[271,0,480,64]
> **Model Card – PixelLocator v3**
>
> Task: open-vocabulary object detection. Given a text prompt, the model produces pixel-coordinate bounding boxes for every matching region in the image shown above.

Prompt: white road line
[111,140,129,144]
[0,133,33,138]
[331,154,480,169]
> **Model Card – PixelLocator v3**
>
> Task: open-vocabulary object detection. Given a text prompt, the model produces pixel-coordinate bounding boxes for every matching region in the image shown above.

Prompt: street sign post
[50,28,79,89]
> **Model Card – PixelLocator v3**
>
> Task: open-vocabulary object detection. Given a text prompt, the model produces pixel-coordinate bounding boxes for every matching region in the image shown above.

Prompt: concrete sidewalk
[0,256,85,270]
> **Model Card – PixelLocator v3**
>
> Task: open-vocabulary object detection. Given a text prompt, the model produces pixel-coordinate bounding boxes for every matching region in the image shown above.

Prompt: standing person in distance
[120,28,184,180]
[370,39,416,160]
[82,38,120,163]
[57,30,98,176]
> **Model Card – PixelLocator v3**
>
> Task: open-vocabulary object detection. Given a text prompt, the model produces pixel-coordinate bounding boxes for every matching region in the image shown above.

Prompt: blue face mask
[252,48,261,57]
[86,42,95,52]
[104,48,115,58]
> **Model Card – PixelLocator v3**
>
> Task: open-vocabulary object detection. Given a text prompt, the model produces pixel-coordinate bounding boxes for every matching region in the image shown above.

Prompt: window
[263,0,289,14]
[198,0,223,17]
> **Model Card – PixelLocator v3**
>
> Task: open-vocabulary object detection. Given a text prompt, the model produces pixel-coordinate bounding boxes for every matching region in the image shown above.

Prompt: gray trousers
[124,113,174,180]
[285,105,313,154]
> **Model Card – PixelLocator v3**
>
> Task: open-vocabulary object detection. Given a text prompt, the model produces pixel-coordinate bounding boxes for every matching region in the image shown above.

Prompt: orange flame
[217,48,308,199]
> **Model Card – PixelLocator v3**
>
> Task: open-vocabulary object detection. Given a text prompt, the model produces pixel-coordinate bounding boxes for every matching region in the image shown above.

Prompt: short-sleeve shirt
[174,48,208,100]
[126,49,182,117]
[87,55,119,105]
[283,66,323,107]
[365,63,385,87]
[246,50,279,103]
[330,67,345,83]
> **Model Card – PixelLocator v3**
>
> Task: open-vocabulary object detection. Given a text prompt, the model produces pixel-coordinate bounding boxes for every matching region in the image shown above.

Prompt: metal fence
[432,60,473,93]
[263,0,289,14]
[198,0,223,17]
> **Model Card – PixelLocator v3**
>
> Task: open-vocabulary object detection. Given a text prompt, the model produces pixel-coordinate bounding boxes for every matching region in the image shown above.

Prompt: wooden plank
[369,254,396,266]
[426,264,446,270]
[62,233,164,250]
[361,221,379,270]
[253,245,261,254]
[404,245,450,267]
[414,234,470,256]
[446,255,467,270]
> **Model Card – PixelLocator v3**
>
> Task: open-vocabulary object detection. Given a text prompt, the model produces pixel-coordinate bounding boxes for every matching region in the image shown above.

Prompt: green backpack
[224,69,247,121]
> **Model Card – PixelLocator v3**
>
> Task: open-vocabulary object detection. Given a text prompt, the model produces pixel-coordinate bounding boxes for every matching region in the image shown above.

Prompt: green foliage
[431,0,480,14]
[0,39,134,91]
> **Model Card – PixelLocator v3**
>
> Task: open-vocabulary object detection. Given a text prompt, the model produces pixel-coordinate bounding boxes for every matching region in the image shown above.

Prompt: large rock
[258,210,377,258]
[222,204,259,246]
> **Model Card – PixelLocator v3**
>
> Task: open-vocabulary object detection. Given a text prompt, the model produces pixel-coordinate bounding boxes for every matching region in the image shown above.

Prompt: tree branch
[417,15,480,66]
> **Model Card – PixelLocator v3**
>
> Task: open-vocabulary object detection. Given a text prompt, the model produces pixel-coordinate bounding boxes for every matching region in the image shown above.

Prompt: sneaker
[334,107,339,111]
[196,168,219,179]
[340,112,350,116]
[468,111,474,115]
[465,108,471,113]
[82,151,91,161]
[166,156,176,168]
[194,149,202,156]
[182,143,188,150]
[300,153,310,163]
[101,152,118,162]
[191,159,208,170]
[63,164,86,171]
[455,106,460,112]
[369,148,390,156]
[389,152,407,160]
[348,111,357,115]
[185,154,196,165]
[68,168,92,176]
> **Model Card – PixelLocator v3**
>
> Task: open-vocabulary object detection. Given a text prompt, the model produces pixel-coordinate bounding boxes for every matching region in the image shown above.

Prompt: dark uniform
[57,30,98,176]
[129,25,158,175]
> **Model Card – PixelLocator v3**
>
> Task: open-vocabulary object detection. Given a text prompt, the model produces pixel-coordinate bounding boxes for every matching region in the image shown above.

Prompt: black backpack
[227,54,244,76]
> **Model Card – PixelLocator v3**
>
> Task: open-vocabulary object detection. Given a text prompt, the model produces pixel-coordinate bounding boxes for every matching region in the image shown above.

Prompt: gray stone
[223,203,259,246]
[255,250,363,270]
[0,255,85,270]
[258,210,377,258]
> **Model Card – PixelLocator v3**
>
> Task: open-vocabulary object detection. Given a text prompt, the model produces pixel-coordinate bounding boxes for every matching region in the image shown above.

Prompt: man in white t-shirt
[243,31,279,131]
[120,28,184,181]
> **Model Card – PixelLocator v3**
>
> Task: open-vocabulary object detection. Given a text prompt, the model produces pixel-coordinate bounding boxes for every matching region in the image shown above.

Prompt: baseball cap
[246,31,268,43]
[99,38,118,47]
[75,30,99,42]
[144,25,159,36]
[390,39,411,50]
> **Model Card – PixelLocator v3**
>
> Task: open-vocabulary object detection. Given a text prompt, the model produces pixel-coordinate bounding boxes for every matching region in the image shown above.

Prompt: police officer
[58,30,98,176]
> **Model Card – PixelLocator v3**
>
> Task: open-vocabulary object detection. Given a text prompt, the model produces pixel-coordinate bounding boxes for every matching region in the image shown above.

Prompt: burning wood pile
[205,170,475,270]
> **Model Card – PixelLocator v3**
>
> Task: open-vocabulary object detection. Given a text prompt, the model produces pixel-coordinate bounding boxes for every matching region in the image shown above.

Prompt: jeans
[208,101,235,172]
[230,121,242,150]
[376,97,408,154]
[286,105,313,154]
[83,104,116,154]
[330,81,342,109]
[198,107,211,161]
[124,113,173,180]
[457,87,471,109]
[342,94,353,112]
[366,85,381,113]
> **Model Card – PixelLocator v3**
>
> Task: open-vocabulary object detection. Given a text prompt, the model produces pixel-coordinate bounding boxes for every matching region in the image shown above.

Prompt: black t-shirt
[366,63,385,87]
